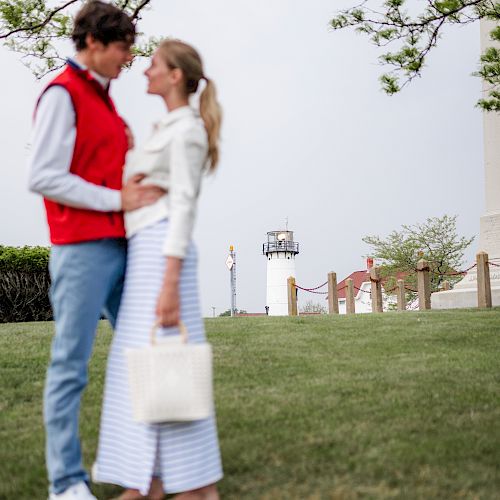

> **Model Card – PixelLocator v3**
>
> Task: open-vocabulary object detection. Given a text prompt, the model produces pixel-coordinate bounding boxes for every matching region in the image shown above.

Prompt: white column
[433,19,500,308]
[479,19,500,258]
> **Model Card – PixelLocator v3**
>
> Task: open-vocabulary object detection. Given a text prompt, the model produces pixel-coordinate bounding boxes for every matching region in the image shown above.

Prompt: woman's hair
[157,39,222,171]
[72,1,136,51]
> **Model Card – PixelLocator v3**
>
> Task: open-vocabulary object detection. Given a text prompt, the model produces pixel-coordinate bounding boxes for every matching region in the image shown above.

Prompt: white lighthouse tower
[262,229,299,316]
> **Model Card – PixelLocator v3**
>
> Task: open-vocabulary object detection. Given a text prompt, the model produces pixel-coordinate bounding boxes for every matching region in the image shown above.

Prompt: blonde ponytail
[199,78,222,171]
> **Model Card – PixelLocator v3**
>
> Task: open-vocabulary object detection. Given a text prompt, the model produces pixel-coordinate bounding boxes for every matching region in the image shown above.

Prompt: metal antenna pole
[230,248,237,316]
[226,245,237,317]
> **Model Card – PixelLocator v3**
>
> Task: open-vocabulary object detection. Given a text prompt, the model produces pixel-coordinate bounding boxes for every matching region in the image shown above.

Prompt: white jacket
[124,106,208,258]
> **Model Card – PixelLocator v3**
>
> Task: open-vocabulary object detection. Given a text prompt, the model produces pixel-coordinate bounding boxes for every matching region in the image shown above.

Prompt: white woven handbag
[125,321,213,423]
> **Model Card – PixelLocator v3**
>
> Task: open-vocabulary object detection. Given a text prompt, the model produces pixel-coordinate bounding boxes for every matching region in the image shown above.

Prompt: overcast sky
[0,0,484,316]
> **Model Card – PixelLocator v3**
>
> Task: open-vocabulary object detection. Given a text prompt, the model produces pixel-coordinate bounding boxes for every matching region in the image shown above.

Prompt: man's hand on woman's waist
[121,174,166,212]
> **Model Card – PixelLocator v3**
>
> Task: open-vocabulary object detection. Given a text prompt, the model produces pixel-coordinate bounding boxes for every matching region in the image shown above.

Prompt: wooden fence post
[370,266,383,313]
[328,272,339,314]
[397,279,406,311]
[346,278,355,314]
[442,280,450,291]
[417,259,431,310]
[477,252,492,308]
[287,276,298,316]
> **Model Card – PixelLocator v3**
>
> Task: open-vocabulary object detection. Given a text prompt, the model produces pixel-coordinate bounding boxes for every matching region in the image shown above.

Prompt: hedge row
[0,246,52,323]
[0,245,50,272]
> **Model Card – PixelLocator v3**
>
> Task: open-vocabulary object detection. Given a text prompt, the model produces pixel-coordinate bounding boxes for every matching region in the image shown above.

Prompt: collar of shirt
[68,57,110,89]
[155,106,197,130]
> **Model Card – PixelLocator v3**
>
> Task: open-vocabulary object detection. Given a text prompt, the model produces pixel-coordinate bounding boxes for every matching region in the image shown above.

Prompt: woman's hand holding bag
[125,321,213,423]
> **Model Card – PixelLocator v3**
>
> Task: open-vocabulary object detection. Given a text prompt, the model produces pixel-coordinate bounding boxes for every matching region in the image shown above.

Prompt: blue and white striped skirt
[93,219,223,495]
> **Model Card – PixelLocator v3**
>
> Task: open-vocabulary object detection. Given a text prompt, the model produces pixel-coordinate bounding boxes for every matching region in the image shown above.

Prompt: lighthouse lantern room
[262,230,299,316]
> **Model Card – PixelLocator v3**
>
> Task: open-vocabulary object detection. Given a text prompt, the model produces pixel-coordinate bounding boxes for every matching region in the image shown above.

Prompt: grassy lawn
[1,309,499,499]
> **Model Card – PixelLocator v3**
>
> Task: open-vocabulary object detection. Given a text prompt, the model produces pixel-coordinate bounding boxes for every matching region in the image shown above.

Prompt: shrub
[0,246,52,323]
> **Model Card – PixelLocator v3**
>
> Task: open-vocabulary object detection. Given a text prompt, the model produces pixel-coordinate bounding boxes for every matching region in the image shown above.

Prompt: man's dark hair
[72,1,136,51]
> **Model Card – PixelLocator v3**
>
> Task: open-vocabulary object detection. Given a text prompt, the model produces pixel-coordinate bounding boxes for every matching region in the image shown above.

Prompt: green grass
[1,309,499,499]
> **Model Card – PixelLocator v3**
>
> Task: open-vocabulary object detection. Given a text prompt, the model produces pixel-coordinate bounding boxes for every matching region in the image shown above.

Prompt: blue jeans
[44,238,126,494]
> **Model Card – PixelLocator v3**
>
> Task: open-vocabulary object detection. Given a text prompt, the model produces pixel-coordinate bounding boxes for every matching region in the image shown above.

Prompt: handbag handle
[150,320,188,345]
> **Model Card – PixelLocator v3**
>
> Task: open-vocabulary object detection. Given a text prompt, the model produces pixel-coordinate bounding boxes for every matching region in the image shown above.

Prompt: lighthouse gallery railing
[262,242,299,255]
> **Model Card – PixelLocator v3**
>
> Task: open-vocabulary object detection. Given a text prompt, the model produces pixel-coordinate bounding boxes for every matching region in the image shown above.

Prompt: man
[28,2,163,498]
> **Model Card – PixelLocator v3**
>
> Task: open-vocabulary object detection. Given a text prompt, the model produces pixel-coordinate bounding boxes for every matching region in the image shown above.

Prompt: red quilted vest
[38,62,127,244]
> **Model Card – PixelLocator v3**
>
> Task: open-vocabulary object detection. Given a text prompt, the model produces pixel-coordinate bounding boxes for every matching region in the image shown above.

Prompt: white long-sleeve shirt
[124,105,208,258]
[28,60,122,212]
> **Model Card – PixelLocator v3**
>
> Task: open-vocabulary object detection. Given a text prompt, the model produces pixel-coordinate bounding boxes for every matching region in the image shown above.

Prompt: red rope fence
[295,281,328,291]
[287,252,496,316]
[294,285,328,295]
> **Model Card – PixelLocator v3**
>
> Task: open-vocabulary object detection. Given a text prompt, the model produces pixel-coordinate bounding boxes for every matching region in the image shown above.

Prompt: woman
[93,40,223,500]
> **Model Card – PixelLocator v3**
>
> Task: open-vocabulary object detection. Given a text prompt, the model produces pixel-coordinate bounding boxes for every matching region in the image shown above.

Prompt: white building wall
[338,282,397,314]
[266,251,296,316]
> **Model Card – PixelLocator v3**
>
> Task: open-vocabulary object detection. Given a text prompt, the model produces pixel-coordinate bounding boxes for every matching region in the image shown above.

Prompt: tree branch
[0,0,78,40]
[130,0,152,21]
[331,0,500,108]
[333,0,486,31]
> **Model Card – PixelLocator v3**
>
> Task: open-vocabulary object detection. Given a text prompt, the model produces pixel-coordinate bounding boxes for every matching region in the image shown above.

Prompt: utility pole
[225,245,237,317]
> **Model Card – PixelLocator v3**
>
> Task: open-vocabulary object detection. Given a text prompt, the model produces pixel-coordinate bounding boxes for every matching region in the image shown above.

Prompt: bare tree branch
[130,0,152,21]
